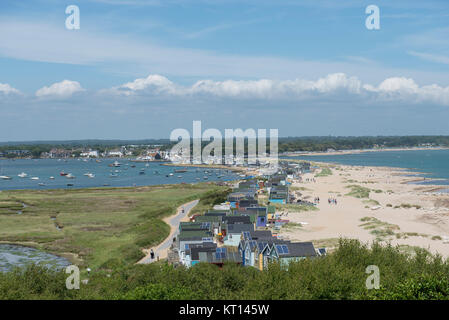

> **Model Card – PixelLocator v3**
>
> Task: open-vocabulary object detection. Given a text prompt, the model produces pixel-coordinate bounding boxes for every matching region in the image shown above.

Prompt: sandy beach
[278,162,449,257]
[284,146,449,157]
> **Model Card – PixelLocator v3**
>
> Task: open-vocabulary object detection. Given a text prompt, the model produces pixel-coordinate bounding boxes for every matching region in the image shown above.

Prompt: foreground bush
[1,239,448,300]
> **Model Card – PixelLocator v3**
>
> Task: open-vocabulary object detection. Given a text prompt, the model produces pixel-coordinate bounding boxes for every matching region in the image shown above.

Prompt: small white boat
[18,172,28,178]
[30,177,39,180]
[66,173,75,179]
[169,173,174,176]
[86,173,95,178]
[38,183,45,186]
[109,161,121,167]
[49,176,55,180]
[0,176,12,180]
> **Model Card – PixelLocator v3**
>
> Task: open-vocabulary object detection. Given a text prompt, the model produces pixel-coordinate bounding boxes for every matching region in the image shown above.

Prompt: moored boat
[109,161,121,167]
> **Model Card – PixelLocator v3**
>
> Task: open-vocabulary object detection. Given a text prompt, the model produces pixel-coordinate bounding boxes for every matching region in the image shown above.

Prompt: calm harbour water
[0,158,240,191]
[0,158,241,271]
[0,244,71,272]
[284,149,449,189]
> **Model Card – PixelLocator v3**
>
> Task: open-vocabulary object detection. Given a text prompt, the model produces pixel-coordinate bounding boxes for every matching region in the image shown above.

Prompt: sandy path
[137,199,199,264]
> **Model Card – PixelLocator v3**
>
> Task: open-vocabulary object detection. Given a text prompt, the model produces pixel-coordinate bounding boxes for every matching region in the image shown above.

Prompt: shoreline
[283,146,449,157]
[284,154,449,192]
[160,162,248,173]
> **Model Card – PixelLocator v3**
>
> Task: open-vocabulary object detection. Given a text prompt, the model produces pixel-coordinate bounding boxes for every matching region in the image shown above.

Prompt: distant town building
[80,150,99,158]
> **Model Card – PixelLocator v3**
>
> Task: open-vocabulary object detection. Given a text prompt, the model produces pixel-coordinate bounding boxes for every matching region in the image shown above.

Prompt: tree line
[1,136,449,158]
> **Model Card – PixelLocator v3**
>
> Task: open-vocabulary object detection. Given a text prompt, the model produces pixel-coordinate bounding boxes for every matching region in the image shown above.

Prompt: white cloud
[364,77,449,105]
[36,80,85,98]
[113,73,362,98]
[110,73,449,106]
[0,83,20,95]
[115,74,177,95]
[4,73,449,106]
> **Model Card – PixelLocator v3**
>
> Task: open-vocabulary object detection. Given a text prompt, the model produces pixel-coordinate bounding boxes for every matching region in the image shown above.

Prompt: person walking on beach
[150,249,155,260]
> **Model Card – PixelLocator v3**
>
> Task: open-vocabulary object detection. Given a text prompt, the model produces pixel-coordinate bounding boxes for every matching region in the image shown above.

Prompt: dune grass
[359,217,400,241]
[271,203,318,213]
[345,185,371,198]
[315,167,332,177]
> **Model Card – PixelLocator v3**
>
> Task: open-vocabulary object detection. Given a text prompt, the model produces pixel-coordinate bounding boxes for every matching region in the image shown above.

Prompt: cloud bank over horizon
[2,73,447,106]
[1,72,449,141]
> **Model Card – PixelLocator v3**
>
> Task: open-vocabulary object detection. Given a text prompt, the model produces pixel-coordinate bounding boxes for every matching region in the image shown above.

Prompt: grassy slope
[0,183,227,270]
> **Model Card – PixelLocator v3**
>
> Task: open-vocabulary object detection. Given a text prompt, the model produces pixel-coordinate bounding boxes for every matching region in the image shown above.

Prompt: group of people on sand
[305,178,316,183]
[313,197,320,204]
[328,198,338,205]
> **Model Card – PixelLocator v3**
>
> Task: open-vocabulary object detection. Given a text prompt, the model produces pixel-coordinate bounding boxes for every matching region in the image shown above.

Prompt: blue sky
[1,0,449,141]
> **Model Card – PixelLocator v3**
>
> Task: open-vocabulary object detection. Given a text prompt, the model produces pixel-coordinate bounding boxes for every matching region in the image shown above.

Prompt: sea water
[284,149,449,190]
